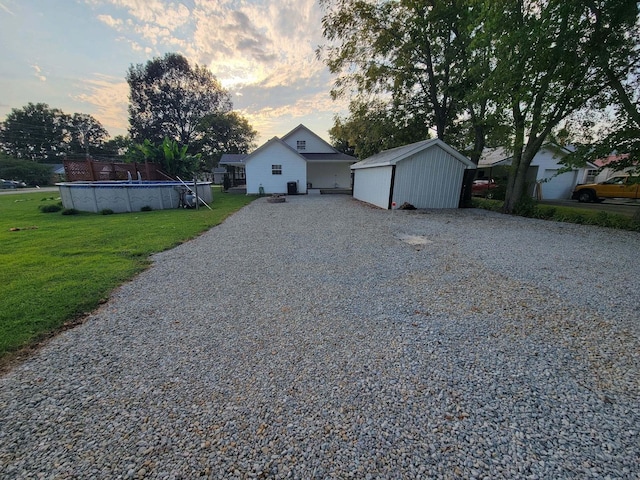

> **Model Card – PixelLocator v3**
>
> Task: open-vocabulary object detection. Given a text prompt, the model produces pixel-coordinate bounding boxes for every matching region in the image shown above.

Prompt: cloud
[32,64,46,82]
[72,74,130,135]
[82,0,345,142]
[97,13,123,29]
[0,1,14,15]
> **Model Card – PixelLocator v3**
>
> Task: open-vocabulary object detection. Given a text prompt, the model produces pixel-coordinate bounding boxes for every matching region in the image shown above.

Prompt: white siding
[530,146,582,199]
[353,166,393,209]
[539,168,577,199]
[283,130,335,153]
[392,147,465,208]
[245,142,307,194]
[307,162,352,189]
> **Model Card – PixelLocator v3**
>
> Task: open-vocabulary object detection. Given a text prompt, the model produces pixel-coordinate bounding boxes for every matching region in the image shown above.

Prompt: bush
[473,196,640,231]
[100,209,115,215]
[140,205,153,211]
[471,197,503,212]
[513,195,537,217]
[61,208,79,215]
[0,154,54,186]
[39,203,62,213]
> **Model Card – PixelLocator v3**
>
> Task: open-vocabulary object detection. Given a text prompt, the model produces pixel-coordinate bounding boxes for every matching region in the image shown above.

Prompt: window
[296,140,306,151]
[272,164,282,175]
[585,169,597,183]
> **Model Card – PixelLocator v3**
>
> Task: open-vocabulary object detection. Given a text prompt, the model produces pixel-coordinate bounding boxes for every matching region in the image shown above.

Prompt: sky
[0,0,347,146]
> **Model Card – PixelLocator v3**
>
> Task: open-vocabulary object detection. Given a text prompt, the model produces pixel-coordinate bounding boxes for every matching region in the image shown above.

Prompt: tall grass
[0,189,255,360]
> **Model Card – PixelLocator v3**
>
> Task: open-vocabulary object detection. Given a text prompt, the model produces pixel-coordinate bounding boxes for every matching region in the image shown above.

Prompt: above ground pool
[56,181,213,213]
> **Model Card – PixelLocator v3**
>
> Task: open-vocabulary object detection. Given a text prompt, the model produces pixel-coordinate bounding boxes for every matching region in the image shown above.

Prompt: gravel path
[1,195,638,479]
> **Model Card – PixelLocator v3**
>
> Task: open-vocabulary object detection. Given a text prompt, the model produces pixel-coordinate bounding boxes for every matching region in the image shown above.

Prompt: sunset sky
[0,0,346,146]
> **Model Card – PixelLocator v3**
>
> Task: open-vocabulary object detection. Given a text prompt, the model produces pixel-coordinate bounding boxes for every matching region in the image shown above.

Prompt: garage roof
[350,138,475,170]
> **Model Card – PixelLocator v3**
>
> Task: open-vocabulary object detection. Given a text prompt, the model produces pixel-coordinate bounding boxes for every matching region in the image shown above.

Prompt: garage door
[540,169,577,200]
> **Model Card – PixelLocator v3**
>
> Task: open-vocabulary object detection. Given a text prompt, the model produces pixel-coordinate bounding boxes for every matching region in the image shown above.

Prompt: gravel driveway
[1,195,638,479]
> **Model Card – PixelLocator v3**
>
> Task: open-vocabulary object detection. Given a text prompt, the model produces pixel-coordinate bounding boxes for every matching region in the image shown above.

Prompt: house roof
[219,153,248,166]
[243,125,357,164]
[302,152,356,162]
[281,124,330,147]
[478,143,577,168]
[592,154,631,168]
[350,138,474,170]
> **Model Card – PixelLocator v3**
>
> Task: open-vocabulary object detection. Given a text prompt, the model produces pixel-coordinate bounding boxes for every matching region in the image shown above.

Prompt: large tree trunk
[503,103,527,214]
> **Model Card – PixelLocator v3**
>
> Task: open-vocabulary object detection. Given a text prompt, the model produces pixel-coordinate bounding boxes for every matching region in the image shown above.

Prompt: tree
[193,111,257,169]
[127,53,233,148]
[562,1,640,172]
[0,153,53,185]
[133,137,200,179]
[0,103,70,161]
[321,0,639,213]
[68,113,109,156]
[319,0,496,204]
[101,135,133,158]
[479,1,637,213]
[329,99,430,159]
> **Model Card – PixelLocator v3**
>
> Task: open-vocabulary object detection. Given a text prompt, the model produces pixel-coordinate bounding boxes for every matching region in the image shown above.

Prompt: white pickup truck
[572,174,640,202]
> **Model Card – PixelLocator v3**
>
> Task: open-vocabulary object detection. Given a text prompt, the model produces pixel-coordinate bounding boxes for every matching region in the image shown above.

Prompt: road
[0,186,59,195]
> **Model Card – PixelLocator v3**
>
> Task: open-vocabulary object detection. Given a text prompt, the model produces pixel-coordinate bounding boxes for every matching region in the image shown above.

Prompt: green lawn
[0,188,256,360]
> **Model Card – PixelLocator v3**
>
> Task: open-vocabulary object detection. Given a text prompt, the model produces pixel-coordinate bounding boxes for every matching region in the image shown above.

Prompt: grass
[0,188,256,363]
[472,197,640,231]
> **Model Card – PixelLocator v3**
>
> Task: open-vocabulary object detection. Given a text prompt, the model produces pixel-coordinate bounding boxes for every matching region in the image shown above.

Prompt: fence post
[87,158,96,181]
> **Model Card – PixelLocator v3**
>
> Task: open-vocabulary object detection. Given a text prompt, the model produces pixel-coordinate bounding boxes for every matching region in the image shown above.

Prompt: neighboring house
[219,154,247,187]
[351,138,475,209]
[212,167,227,185]
[590,154,636,183]
[241,124,357,195]
[51,164,65,183]
[478,144,595,200]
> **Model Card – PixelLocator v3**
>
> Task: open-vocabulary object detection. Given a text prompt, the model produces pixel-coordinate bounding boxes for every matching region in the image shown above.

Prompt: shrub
[140,205,153,211]
[513,195,537,217]
[100,209,115,215]
[39,204,62,213]
[61,208,79,215]
[471,197,503,212]
[534,205,556,219]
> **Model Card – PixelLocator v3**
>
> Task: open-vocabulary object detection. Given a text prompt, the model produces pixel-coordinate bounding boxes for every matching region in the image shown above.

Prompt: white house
[478,144,595,200]
[591,154,636,183]
[233,125,356,195]
[351,139,475,209]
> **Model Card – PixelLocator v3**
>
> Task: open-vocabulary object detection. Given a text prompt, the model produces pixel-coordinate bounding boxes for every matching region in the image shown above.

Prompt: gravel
[1,195,638,479]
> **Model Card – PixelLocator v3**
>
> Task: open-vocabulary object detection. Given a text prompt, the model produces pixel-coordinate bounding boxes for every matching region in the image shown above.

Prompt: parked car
[472,178,499,196]
[571,174,640,202]
[0,179,18,188]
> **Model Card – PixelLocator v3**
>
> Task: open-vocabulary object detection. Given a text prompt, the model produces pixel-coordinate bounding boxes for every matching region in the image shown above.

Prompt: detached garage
[351,139,475,209]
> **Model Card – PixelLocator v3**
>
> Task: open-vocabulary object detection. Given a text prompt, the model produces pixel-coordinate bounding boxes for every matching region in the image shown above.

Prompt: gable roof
[243,125,357,164]
[244,136,306,164]
[281,124,333,149]
[351,139,474,170]
[479,143,575,168]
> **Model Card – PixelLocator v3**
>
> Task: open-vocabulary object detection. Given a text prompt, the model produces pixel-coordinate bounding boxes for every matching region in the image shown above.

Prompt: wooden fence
[63,159,171,182]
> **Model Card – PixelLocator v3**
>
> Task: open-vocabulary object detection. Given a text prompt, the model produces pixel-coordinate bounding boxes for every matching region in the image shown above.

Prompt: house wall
[352,166,393,209]
[531,147,584,200]
[594,166,635,183]
[307,162,352,189]
[245,142,307,194]
[392,147,466,209]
